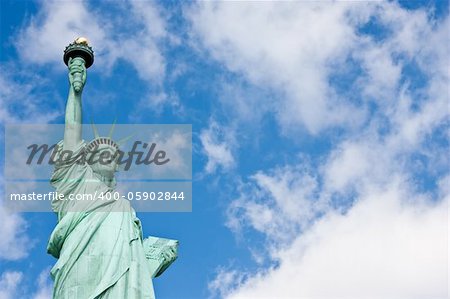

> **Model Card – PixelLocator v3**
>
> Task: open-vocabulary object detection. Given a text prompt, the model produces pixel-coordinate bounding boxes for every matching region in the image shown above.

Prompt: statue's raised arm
[63,57,86,150]
[62,37,93,151]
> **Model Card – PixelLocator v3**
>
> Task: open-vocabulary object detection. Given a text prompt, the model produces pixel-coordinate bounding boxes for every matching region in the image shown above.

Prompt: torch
[63,37,94,92]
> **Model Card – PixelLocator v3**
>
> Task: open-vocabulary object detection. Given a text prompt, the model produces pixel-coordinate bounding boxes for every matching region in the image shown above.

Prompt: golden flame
[74,37,89,45]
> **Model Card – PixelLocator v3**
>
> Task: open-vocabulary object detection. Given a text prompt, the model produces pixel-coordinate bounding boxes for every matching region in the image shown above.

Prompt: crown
[85,119,133,154]
[85,137,120,153]
[63,37,94,68]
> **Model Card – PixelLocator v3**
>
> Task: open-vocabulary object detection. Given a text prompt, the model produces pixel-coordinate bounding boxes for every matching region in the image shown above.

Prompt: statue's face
[89,144,119,179]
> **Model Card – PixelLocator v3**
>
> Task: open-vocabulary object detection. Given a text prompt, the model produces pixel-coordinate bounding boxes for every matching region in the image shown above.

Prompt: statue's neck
[94,172,116,188]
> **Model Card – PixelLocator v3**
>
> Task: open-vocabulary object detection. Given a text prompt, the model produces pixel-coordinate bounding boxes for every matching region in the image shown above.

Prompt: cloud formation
[200,120,235,174]
[188,2,369,134]
[0,271,22,299]
[216,183,447,299]
[16,0,172,85]
[189,2,449,298]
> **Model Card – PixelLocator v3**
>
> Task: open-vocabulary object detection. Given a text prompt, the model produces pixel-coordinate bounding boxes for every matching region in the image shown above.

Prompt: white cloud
[0,65,57,262]
[187,1,372,134]
[226,165,323,247]
[0,271,22,299]
[0,205,31,260]
[209,268,246,299]
[15,1,105,66]
[187,2,448,138]
[0,67,53,264]
[0,268,52,299]
[197,2,449,298]
[0,66,60,124]
[117,1,173,84]
[220,184,447,299]
[200,120,235,174]
[16,0,171,85]
[32,268,52,299]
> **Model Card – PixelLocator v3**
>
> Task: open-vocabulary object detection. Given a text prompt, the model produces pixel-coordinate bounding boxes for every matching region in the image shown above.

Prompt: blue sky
[0,1,448,298]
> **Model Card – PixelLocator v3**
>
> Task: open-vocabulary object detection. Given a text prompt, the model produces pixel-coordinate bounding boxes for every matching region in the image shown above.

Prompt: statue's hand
[68,57,87,93]
[161,246,177,263]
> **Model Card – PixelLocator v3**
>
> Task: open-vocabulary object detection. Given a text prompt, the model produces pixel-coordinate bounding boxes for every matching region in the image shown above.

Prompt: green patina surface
[47,39,177,299]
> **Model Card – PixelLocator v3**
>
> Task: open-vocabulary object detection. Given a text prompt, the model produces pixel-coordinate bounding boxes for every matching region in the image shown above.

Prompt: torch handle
[68,57,86,93]
[72,71,83,92]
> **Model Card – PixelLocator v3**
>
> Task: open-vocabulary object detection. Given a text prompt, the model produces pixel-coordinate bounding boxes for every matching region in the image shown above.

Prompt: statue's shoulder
[51,139,89,175]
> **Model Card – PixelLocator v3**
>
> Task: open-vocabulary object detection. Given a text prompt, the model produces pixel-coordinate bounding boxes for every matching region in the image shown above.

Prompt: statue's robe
[47,141,155,299]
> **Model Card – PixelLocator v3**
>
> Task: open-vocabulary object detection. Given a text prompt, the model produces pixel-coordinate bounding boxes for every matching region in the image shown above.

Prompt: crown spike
[117,133,135,146]
[90,118,100,139]
[108,117,117,138]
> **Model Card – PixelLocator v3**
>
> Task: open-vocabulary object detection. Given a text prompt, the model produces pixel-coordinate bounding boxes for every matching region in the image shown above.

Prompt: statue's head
[85,137,120,185]
[85,121,132,186]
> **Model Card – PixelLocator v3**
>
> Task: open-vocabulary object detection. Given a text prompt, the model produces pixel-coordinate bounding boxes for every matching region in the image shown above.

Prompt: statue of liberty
[47,38,177,299]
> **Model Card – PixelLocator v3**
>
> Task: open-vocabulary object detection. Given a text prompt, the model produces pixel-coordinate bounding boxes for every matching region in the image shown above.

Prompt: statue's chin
[92,167,116,185]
